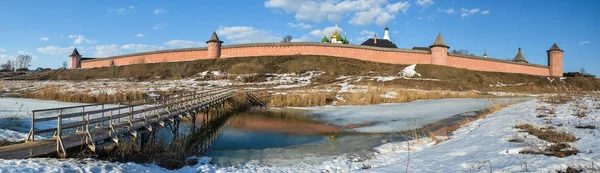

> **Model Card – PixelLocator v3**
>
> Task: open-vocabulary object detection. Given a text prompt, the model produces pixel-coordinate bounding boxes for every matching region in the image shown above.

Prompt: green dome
[321,36,330,43]
[336,36,343,42]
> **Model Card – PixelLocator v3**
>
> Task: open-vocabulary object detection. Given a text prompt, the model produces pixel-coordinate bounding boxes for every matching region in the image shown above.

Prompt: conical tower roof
[547,43,564,52]
[70,48,81,56]
[512,48,528,63]
[430,33,449,48]
[206,31,223,43]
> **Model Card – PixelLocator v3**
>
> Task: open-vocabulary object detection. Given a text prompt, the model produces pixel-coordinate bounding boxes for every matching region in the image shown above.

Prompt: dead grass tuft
[20,86,146,103]
[541,95,573,104]
[508,138,525,143]
[520,143,579,158]
[268,92,336,107]
[575,125,597,129]
[515,124,577,143]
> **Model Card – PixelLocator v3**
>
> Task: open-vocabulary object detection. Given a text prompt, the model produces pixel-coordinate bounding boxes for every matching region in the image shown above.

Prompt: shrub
[515,124,576,143]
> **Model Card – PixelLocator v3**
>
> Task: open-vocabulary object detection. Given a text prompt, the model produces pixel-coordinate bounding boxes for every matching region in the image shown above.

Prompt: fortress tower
[69,48,81,69]
[429,33,449,65]
[547,43,564,77]
[206,31,223,59]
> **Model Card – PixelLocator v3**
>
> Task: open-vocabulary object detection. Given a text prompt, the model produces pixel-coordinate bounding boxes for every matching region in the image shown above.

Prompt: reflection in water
[201,109,405,166]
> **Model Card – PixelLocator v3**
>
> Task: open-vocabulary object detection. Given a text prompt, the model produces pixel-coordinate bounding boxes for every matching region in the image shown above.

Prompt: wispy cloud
[416,0,434,8]
[0,48,5,52]
[217,26,281,44]
[460,8,480,18]
[40,37,49,41]
[154,9,166,15]
[152,24,166,30]
[480,10,490,15]
[109,5,135,13]
[437,8,454,14]
[136,33,144,37]
[68,34,96,44]
[579,41,591,45]
[286,22,312,29]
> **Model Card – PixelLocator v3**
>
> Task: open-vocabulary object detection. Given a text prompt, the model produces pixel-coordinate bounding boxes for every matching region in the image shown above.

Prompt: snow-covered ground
[1,96,598,172]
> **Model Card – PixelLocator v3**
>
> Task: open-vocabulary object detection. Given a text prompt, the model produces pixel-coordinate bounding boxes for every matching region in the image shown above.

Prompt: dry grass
[268,92,336,107]
[541,95,573,104]
[514,124,577,143]
[520,143,579,158]
[337,86,495,106]
[20,86,146,103]
[575,125,597,129]
[16,55,600,93]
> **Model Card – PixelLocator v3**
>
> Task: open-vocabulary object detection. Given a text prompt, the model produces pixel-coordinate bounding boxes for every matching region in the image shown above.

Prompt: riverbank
[0,95,597,172]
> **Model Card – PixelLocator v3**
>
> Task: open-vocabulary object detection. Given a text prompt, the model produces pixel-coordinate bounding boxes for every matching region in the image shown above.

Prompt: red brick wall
[447,55,550,76]
[220,45,432,64]
[80,44,552,76]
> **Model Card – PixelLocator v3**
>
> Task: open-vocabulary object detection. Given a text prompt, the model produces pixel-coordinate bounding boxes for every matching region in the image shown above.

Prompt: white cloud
[0,48,5,52]
[480,10,489,15]
[136,33,144,37]
[309,25,344,38]
[291,35,312,42]
[216,26,281,44]
[17,51,32,55]
[40,37,49,41]
[437,8,455,14]
[121,44,164,52]
[93,44,122,57]
[36,46,76,56]
[460,8,480,18]
[163,40,206,48]
[265,0,409,27]
[68,34,96,44]
[355,30,377,43]
[416,0,434,8]
[579,41,591,45]
[0,54,15,61]
[109,5,135,13]
[154,9,166,15]
[152,24,166,30]
[287,22,312,29]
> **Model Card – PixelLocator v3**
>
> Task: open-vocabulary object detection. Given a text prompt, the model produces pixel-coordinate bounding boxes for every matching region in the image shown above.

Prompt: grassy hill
[15,55,600,93]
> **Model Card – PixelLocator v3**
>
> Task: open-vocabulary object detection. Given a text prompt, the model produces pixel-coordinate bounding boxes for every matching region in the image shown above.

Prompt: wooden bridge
[0,89,236,159]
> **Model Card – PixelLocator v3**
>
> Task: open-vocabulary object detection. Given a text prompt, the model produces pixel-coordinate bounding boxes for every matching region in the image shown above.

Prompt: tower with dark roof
[483,49,488,58]
[69,48,82,69]
[383,27,390,40]
[547,43,564,76]
[512,48,528,63]
[206,31,223,59]
[430,33,449,65]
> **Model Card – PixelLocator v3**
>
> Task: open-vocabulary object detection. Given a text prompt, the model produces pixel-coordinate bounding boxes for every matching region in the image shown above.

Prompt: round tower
[547,43,564,77]
[429,33,449,65]
[206,31,223,59]
[69,48,81,69]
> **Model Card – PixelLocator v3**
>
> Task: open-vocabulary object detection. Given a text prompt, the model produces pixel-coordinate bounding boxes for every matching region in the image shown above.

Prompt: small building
[321,25,349,44]
[512,48,528,63]
[360,27,398,48]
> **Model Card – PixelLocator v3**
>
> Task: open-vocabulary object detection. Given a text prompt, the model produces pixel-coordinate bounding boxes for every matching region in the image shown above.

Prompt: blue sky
[0,0,598,75]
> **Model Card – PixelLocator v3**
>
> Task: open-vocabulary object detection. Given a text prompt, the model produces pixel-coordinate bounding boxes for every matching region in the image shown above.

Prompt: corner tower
[206,31,223,59]
[69,48,81,69]
[429,33,449,65]
[547,43,564,77]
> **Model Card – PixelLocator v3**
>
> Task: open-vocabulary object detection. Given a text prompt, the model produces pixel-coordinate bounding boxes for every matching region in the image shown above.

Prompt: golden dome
[331,30,340,38]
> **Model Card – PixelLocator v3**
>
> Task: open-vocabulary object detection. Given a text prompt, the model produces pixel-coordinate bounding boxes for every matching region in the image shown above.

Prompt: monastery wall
[79,43,552,76]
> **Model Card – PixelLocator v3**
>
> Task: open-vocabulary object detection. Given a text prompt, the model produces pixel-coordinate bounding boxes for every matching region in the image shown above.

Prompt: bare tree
[14,55,32,70]
[450,49,470,55]
[0,60,13,72]
[281,35,293,43]
[62,61,68,69]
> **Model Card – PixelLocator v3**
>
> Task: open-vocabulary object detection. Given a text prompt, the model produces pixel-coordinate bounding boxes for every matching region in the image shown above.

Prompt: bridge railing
[25,89,231,142]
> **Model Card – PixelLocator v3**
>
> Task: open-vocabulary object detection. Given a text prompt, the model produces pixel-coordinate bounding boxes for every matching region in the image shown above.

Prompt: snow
[398,64,421,78]
[1,96,598,172]
[294,98,525,133]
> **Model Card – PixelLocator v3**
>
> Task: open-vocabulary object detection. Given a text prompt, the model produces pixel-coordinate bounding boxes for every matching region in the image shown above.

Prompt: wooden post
[101,104,105,127]
[57,109,66,158]
[27,111,36,142]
